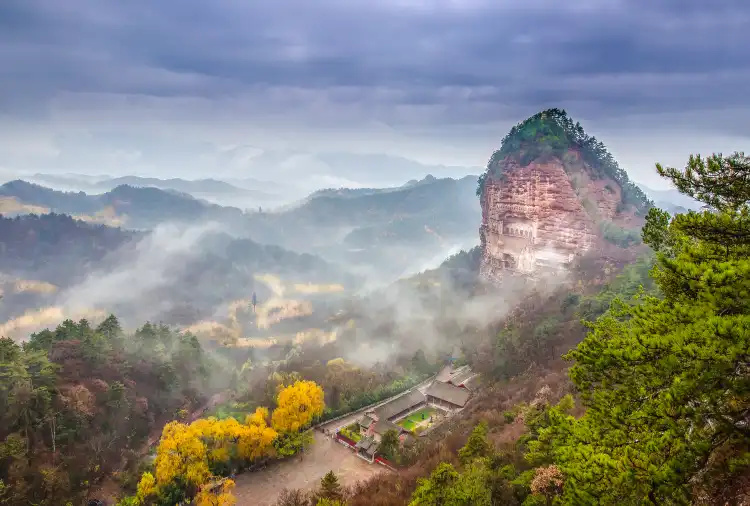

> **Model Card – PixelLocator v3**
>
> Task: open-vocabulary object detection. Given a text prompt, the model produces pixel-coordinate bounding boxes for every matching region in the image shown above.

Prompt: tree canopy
[0,316,214,506]
[528,151,750,503]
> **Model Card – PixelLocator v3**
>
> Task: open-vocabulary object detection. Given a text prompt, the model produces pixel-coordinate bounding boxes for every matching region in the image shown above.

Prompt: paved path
[232,432,383,506]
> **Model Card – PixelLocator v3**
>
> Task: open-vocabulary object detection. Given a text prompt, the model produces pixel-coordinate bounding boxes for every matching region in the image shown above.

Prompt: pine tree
[96,314,122,340]
[409,463,460,506]
[318,471,343,501]
[458,421,490,465]
[541,151,750,504]
[377,429,400,462]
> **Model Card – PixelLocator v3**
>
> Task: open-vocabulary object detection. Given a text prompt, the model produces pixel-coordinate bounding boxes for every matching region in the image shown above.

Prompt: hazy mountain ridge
[1,173,481,296]
[218,147,480,188]
[22,150,480,207]
[635,182,703,213]
[0,179,245,229]
[242,174,481,280]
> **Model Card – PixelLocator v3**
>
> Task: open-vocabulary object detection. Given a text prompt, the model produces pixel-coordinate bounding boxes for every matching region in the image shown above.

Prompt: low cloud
[55,221,224,324]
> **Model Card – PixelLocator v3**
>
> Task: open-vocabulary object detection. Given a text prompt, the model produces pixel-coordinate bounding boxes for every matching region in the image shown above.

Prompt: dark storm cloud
[0,0,748,124]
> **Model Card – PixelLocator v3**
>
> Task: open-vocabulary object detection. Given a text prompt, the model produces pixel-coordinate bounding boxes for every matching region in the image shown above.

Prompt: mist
[57,222,224,324]
[1,167,512,380]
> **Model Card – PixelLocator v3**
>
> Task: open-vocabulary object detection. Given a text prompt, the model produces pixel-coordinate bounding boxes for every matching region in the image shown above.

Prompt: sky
[0,0,748,189]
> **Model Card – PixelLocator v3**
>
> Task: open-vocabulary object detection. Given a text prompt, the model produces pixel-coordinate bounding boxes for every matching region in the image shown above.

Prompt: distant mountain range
[635,183,703,213]
[242,174,481,280]
[0,180,244,229]
[21,150,480,207]
[216,147,480,189]
[25,173,280,208]
[0,172,481,285]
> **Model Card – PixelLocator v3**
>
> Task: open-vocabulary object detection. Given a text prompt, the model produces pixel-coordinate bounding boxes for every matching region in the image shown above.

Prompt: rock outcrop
[478,109,650,282]
[480,158,596,281]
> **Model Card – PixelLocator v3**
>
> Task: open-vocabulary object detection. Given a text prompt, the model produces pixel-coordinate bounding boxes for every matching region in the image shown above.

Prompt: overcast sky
[0,0,748,188]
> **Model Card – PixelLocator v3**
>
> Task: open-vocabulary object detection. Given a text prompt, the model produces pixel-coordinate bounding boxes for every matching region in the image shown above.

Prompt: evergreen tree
[409,463,460,506]
[537,152,750,504]
[458,421,490,466]
[96,314,123,340]
[318,471,343,501]
[409,461,492,506]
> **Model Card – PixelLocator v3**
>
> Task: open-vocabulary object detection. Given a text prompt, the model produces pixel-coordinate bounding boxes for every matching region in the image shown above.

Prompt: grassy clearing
[207,401,255,421]
[339,423,362,443]
[396,407,435,431]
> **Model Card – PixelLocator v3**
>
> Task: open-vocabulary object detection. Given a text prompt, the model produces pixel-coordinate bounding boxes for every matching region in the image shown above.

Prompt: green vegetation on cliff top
[477,109,652,215]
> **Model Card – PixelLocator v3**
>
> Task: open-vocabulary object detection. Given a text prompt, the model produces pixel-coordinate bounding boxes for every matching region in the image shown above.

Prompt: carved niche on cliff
[479,159,597,282]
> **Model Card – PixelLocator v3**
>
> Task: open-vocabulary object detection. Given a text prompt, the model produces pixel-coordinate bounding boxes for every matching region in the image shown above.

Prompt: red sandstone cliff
[479,150,637,282]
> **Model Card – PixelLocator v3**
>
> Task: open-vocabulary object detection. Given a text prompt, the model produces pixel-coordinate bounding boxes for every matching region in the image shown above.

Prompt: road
[232,431,383,506]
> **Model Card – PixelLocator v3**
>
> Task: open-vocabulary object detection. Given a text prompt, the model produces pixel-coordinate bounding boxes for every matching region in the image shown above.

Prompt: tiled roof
[448,368,475,387]
[435,365,454,382]
[462,375,482,391]
[358,415,374,428]
[374,419,403,436]
[374,389,426,420]
[356,435,378,453]
[425,380,471,407]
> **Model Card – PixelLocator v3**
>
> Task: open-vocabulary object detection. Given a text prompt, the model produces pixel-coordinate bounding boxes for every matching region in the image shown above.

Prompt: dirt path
[232,432,383,506]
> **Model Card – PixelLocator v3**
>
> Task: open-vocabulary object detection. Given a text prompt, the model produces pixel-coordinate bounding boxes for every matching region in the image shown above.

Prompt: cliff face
[478,110,650,282]
[480,157,596,281]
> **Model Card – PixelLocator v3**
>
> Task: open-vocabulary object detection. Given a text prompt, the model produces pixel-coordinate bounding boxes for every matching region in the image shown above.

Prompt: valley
[1,110,747,506]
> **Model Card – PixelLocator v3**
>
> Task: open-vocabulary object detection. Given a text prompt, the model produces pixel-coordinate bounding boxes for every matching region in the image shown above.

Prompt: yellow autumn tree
[135,471,157,503]
[192,417,240,468]
[237,407,278,461]
[271,380,325,433]
[194,478,237,506]
[151,420,211,488]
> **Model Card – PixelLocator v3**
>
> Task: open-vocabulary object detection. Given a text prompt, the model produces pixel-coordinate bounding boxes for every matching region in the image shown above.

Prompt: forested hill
[0,212,355,330]
[0,316,222,506]
[0,180,244,229]
[0,213,137,285]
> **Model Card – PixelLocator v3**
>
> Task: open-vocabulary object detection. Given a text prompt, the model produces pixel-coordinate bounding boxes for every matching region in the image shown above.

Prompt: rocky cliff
[478,109,651,282]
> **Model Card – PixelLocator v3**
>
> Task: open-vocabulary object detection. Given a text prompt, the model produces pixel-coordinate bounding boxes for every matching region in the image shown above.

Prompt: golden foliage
[0,196,48,215]
[195,478,237,506]
[134,381,323,503]
[135,472,157,503]
[293,282,345,294]
[195,479,237,506]
[271,380,325,433]
[153,421,211,488]
[141,408,281,503]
